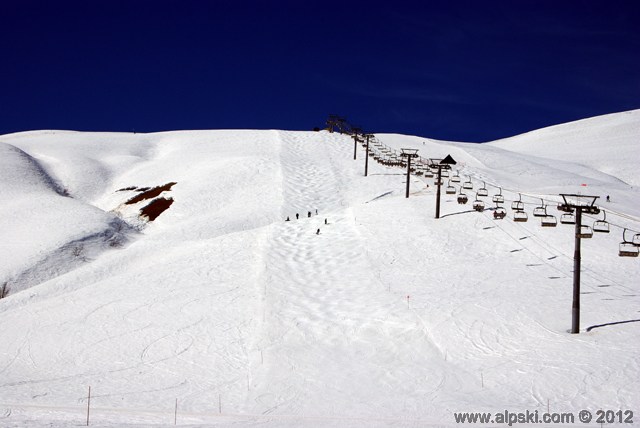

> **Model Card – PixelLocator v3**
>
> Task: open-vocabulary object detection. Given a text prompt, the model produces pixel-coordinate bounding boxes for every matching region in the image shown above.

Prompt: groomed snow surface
[0,110,639,427]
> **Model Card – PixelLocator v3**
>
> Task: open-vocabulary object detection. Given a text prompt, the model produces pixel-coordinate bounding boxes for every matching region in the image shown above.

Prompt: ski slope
[0,110,639,427]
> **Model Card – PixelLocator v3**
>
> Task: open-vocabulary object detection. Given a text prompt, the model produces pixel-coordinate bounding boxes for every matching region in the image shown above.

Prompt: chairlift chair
[457,189,468,205]
[441,169,450,178]
[593,210,610,233]
[446,180,456,194]
[633,233,640,247]
[619,229,639,257]
[577,225,593,239]
[560,212,576,225]
[462,178,473,190]
[473,193,485,212]
[477,182,488,197]
[541,215,557,227]
[511,193,524,211]
[513,210,528,222]
[538,205,557,227]
[492,187,504,204]
[493,206,506,220]
[451,171,461,183]
[533,198,547,217]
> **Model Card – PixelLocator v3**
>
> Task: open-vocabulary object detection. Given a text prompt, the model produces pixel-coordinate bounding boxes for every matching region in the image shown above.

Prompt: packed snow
[0,110,639,427]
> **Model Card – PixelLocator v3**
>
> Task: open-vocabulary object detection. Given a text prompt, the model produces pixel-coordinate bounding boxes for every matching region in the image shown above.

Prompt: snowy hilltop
[0,110,639,427]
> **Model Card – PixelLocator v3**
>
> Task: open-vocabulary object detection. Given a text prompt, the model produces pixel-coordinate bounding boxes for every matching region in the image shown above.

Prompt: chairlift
[577,225,593,239]
[446,180,456,194]
[537,205,556,227]
[541,214,557,227]
[441,169,450,178]
[560,212,576,225]
[593,210,610,233]
[513,210,528,222]
[473,192,485,212]
[477,181,488,197]
[451,170,461,183]
[634,233,640,247]
[462,177,473,190]
[425,170,434,178]
[533,198,546,217]
[493,206,506,220]
[457,189,468,205]
[619,229,639,257]
[492,187,504,204]
[511,193,524,211]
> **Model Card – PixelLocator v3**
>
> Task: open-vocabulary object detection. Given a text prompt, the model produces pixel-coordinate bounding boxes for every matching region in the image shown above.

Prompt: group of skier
[285,209,327,234]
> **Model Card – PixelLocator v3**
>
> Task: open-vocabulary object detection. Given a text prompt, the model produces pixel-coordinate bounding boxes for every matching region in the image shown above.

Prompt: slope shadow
[586,319,640,332]
[440,209,476,218]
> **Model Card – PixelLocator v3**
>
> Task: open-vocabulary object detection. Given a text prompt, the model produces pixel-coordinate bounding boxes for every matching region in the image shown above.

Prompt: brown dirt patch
[125,182,177,205]
[140,197,174,221]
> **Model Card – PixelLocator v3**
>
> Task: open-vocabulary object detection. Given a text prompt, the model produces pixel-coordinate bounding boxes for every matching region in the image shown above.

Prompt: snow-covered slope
[488,109,640,187]
[0,112,639,427]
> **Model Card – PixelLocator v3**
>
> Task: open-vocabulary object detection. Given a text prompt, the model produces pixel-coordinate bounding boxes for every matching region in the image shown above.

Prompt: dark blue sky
[2,0,639,142]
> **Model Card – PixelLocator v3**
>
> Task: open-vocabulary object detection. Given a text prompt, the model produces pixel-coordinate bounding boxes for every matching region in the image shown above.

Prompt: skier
[315,209,318,215]
[324,218,327,225]
[285,216,290,221]
[606,195,610,202]
[308,211,311,218]
[316,228,320,235]
[296,213,299,219]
